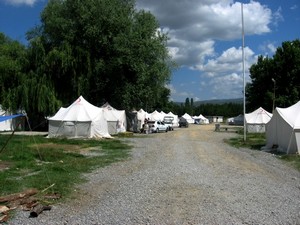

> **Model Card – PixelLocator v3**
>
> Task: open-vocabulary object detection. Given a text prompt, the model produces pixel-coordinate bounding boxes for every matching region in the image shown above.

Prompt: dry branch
[0,188,38,203]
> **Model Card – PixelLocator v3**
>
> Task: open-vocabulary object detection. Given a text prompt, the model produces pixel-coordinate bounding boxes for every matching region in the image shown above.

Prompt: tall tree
[0,33,26,110]
[246,39,300,112]
[28,0,174,110]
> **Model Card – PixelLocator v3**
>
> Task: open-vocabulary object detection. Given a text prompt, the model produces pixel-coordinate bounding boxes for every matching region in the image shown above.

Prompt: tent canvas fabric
[136,109,152,129]
[265,101,300,154]
[182,113,194,124]
[101,103,127,135]
[245,107,272,133]
[126,111,139,133]
[193,114,209,124]
[48,96,111,139]
[167,112,179,127]
[150,110,164,121]
[0,105,25,131]
[227,114,244,125]
[0,105,13,131]
[0,114,24,131]
[136,109,147,129]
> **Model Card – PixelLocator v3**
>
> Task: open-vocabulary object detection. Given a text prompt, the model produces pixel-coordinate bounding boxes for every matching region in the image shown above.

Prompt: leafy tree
[0,33,61,130]
[0,33,26,110]
[246,39,300,112]
[28,0,174,110]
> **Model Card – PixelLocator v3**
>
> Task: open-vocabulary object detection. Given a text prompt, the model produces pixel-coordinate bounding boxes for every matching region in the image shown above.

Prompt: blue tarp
[0,114,24,123]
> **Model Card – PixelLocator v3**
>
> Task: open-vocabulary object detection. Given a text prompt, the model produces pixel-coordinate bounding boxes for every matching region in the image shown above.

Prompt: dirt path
[11,124,300,225]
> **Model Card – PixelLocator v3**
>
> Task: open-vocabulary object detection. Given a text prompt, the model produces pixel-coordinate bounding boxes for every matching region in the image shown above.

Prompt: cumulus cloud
[137,0,272,68]
[199,46,256,78]
[259,42,277,55]
[209,73,244,98]
[3,0,38,6]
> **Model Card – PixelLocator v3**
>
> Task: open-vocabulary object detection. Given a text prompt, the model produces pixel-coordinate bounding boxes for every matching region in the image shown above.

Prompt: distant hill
[175,98,243,106]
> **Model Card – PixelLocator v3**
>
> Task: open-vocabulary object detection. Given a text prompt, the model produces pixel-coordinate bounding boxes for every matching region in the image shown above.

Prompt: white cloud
[209,73,244,98]
[136,1,281,101]
[137,0,272,68]
[3,0,38,6]
[290,5,298,10]
[272,7,284,26]
[259,42,277,55]
[199,46,256,78]
[165,84,176,95]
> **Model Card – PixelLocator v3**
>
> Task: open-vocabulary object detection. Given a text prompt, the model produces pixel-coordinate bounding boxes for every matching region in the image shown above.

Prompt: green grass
[0,134,131,200]
[224,132,300,171]
[278,154,300,171]
[224,132,266,150]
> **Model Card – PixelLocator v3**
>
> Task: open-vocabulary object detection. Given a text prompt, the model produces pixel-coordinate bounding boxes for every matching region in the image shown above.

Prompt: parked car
[147,120,168,133]
[163,116,175,131]
[179,117,189,128]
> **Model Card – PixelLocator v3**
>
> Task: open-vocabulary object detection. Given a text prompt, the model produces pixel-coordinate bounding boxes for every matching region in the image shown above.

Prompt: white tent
[101,103,127,134]
[245,107,272,133]
[136,109,151,129]
[167,112,179,127]
[227,114,244,125]
[0,105,25,131]
[0,105,13,131]
[48,96,111,139]
[265,101,300,154]
[182,113,194,124]
[150,110,164,121]
[193,114,209,124]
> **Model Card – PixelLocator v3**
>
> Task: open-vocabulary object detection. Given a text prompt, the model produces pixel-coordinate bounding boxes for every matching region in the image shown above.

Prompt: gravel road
[10,124,300,225]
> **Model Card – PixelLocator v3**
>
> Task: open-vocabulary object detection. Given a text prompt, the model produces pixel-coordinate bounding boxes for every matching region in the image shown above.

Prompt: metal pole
[241,3,246,141]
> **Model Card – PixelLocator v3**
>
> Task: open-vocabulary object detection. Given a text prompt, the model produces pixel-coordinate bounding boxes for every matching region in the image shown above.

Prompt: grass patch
[0,134,131,200]
[224,132,266,150]
[277,154,300,171]
[224,132,300,171]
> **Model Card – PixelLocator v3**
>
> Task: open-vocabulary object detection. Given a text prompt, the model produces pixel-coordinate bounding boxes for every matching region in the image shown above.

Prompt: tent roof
[49,96,101,121]
[276,101,300,129]
[182,113,193,119]
[245,107,272,124]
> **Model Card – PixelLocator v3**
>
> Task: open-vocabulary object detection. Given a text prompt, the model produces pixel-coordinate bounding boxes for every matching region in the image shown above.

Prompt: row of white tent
[48,98,300,154]
[2,96,300,154]
[136,109,180,128]
[47,96,184,139]
[136,111,210,127]
[182,113,210,124]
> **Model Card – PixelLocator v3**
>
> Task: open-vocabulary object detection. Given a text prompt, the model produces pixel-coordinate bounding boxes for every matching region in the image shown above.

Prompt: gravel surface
[9,124,300,225]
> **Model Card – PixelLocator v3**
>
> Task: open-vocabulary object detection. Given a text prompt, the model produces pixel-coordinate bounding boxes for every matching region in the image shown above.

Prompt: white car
[147,121,168,133]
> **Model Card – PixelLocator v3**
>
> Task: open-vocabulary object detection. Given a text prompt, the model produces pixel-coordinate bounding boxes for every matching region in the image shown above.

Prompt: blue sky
[0,0,299,102]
